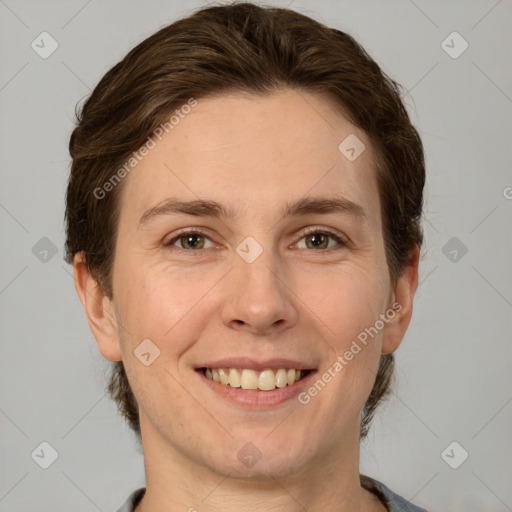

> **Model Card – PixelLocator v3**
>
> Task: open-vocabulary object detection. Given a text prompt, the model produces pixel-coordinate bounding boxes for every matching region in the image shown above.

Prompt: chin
[205,434,317,481]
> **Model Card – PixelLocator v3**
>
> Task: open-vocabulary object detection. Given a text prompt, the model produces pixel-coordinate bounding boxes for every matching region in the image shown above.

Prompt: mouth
[194,358,318,408]
[199,366,313,391]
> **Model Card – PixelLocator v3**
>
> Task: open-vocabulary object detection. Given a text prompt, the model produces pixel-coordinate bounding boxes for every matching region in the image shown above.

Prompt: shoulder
[361,474,429,512]
[114,487,146,512]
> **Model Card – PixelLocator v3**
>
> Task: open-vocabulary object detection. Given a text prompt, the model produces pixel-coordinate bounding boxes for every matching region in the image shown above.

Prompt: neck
[134,416,384,512]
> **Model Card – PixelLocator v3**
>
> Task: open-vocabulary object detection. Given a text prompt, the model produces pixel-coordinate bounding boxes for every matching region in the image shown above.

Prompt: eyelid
[163,225,349,251]
[163,227,216,250]
[294,225,349,249]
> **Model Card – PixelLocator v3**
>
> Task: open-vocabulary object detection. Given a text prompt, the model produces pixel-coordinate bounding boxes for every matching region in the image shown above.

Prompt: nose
[220,248,298,336]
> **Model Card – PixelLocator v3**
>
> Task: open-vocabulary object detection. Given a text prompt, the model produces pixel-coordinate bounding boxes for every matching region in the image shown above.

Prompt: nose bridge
[221,239,298,333]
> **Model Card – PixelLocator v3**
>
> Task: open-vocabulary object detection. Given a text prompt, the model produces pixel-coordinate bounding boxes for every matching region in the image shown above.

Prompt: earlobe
[381,245,420,355]
[72,252,122,362]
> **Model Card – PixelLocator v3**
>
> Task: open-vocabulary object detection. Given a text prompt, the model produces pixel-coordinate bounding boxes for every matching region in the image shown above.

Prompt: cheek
[302,264,387,404]
[113,260,221,355]
[302,264,388,346]
[121,345,198,439]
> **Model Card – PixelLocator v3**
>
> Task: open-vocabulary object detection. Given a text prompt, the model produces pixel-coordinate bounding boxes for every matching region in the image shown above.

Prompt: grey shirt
[115,475,428,511]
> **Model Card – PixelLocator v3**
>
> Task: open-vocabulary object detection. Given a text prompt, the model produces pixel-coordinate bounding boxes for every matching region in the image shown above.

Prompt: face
[80,89,416,480]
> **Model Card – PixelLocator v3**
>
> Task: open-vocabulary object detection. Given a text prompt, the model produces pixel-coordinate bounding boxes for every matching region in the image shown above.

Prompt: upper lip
[195,357,316,372]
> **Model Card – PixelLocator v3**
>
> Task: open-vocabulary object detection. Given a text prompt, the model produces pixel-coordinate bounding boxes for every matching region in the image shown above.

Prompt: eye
[296,228,347,250]
[164,229,215,250]
[163,227,347,252]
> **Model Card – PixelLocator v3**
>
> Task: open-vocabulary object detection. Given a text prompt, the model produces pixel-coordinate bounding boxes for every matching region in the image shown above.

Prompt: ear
[72,252,122,362]
[381,244,420,355]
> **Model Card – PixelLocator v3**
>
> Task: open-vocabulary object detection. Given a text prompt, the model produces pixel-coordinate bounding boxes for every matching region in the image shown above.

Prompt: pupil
[185,235,201,248]
[309,234,326,248]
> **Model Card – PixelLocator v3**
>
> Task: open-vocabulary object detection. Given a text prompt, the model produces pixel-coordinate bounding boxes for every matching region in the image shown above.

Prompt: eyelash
[163,227,348,253]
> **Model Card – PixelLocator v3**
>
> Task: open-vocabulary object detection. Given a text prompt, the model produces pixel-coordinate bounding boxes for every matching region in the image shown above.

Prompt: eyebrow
[138,196,367,229]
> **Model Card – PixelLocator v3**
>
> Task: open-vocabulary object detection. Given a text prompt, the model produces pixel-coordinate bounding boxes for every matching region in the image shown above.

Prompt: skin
[74,89,419,512]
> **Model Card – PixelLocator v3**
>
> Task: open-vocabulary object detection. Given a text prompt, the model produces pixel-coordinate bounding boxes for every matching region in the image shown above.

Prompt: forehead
[117,89,381,228]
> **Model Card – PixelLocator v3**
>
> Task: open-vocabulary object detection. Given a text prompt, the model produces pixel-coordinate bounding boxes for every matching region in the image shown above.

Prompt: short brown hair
[65,1,425,440]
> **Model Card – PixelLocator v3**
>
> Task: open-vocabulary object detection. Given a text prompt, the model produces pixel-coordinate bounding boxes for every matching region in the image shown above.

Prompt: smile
[201,367,311,391]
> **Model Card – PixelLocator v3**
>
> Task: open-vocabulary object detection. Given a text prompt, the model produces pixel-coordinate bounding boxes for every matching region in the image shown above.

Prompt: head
[65,1,424,470]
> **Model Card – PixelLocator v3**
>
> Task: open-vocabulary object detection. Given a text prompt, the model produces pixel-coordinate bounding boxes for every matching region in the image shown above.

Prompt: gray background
[1,0,511,511]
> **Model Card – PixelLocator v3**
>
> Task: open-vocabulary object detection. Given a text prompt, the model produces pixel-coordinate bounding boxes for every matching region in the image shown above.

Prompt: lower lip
[196,370,316,409]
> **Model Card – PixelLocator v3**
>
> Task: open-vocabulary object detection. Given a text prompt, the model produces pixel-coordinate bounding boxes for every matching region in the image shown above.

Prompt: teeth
[229,368,241,387]
[275,368,288,388]
[240,369,258,389]
[203,367,307,391]
[258,369,275,391]
[218,368,230,385]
